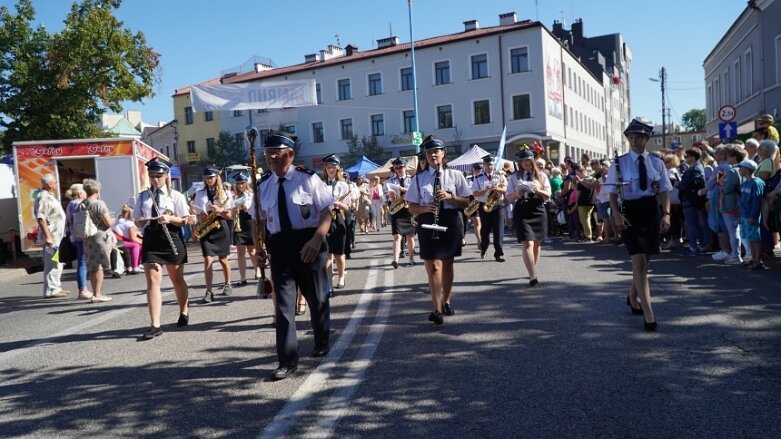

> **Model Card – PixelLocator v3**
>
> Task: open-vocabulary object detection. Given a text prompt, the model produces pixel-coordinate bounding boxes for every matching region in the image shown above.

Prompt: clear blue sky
[7,0,747,127]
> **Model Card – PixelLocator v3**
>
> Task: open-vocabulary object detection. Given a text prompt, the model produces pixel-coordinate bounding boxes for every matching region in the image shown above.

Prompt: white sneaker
[724,257,743,265]
[712,251,729,261]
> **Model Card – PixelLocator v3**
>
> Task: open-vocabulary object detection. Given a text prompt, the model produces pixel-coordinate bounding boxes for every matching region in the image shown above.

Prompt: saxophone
[483,178,506,213]
[332,190,350,220]
[193,200,225,239]
[464,198,480,216]
[233,206,242,232]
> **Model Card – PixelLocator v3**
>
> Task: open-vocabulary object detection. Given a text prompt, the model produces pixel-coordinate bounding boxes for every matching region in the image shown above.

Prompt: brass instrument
[464,198,481,216]
[332,190,350,220]
[388,197,408,215]
[411,214,417,228]
[483,178,506,213]
[233,207,242,232]
[193,200,226,239]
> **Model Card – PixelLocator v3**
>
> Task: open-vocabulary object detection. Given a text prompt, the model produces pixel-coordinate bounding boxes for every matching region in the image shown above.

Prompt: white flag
[495,126,508,170]
[190,80,317,112]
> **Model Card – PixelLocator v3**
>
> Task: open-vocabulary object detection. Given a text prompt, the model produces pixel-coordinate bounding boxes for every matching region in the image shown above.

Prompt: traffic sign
[718,105,736,122]
[719,122,737,140]
[412,131,423,146]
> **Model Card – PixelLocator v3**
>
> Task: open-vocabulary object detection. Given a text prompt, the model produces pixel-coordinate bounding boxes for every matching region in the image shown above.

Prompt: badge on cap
[323,154,341,166]
[203,166,220,177]
[421,135,445,150]
[263,129,297,149]
[234,173,249,183]
[623,117,654,137]
[145,157,171,174]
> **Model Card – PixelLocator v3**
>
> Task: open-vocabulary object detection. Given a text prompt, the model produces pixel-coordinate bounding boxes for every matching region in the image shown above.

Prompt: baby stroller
[549,196,568,236]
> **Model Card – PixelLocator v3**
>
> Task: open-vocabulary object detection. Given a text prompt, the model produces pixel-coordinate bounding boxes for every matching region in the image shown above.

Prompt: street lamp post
[170,119,179,165]
[649,67,667,148]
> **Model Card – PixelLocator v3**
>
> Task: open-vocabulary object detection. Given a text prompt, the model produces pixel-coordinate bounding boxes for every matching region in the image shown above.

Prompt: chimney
[304,53,322,63]
[499,12,516,26]
[463,19,479,31]
[572,18,584,45]
[345,44,358,56]
[377,36,400,49]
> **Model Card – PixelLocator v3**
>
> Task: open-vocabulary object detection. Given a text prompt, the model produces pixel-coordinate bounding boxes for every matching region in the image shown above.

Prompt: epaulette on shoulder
[259,171,273,182]
[295,166,315,175]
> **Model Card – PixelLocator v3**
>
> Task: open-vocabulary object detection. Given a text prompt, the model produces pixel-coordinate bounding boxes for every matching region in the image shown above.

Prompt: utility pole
[649,67,667,148]
[408,0,420,134]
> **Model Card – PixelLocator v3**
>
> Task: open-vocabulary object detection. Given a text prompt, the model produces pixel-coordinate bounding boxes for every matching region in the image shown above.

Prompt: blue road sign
[719,122,737,140]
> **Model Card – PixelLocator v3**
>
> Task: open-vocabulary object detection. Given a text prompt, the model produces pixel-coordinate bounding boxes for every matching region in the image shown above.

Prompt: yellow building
[173,80,222,187]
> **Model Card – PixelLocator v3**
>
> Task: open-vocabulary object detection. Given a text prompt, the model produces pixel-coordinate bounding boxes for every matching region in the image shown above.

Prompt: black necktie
[152,188,161,216]
[638,155,648,191]
[278,178,292,233]
[526,171,531,181]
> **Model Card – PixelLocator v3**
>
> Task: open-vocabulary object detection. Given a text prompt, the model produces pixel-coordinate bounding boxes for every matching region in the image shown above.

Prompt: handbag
[58,234,77,263]
[73,201,99,239]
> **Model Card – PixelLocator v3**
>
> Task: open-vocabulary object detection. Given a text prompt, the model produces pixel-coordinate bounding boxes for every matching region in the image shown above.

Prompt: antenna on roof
[334,34,340,46]
[388,21,393,37]
[559,10,567,27]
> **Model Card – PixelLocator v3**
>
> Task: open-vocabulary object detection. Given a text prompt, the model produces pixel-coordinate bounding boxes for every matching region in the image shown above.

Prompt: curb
[0,267,30,283]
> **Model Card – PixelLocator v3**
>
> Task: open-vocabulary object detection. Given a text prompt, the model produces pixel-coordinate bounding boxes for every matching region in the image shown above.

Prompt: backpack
[73,201,98,239]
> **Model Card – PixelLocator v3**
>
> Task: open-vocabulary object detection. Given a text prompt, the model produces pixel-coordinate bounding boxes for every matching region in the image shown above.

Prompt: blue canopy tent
[344,155,380,179]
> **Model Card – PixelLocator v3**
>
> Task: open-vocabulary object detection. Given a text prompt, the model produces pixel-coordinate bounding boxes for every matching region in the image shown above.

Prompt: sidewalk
[0,256,41,283]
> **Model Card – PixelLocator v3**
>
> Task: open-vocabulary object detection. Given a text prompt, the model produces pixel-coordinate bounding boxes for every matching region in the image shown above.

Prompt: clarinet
[613,149,623,214]
[147,189,178,256]
[431,166,442,240]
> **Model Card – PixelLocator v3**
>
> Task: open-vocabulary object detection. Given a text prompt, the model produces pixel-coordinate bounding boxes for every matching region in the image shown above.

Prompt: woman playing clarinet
[232,173,259,286]
[133,157,193,340]
[405,136,472,325]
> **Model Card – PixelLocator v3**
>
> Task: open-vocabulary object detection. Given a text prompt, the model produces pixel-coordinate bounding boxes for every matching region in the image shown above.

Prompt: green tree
[343,134,388,167]
[0,0,160,152]
[205,131,248,169]
[681,108,706,132]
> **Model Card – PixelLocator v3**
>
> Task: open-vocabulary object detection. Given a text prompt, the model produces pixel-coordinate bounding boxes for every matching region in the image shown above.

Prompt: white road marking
[259,260,386,439]
[301,267,394,439]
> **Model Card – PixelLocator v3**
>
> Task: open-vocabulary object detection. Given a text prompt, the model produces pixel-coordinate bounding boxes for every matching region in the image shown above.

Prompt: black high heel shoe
[529,278,539,287]
[626,295,643,315]
[428,310,444,325]
[644,320,657,332]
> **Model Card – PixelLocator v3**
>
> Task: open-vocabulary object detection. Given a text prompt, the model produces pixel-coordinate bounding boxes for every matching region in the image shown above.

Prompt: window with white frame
[434,61,450,85]
[340,119,353,140]
[282,124,296,134]
[368,73,382,96]
[403,110,416,133]
[185,107,193,125]
[316,83,322,104]
[371,114,384,136]
[734,59,741,101]
[744,49,753,97]
[437,105,453,129]
[723,71,730,105]
[400,67,413,91]
[473,100,490,124]
[312,122,324,143]
[338,78,351,101]
[512,94,531,120]
[510,47,529,73]
[471,54,488,79]
[714,77,721,109]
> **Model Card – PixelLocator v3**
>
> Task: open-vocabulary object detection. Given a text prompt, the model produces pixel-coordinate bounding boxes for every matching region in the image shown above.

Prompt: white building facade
[204,13,628,169]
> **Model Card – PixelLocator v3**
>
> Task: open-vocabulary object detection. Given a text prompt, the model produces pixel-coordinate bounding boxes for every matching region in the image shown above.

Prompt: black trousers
[345,212,355,254]
[479,205,506,257]
[267,228,330,368]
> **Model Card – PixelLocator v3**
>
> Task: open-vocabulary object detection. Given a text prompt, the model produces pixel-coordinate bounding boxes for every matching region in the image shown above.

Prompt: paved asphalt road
[0,229,779,438]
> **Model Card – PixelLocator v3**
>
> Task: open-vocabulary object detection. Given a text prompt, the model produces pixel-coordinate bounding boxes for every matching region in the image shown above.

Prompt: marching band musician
[385,157,417,269]
[472,154,507,262]
[343,172,357,260]
[605,117,672,332]
[253,130,333,380]
[133,157,193,340]
[231,173,259,286]
[505,148,552,287]
[192,166,235,303]
[321,154,351,291]
[465,162,484,248]
[405,136,472,325]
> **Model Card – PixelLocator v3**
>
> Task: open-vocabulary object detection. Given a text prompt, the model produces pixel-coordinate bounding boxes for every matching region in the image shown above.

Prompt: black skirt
[142,224,187,265]
[391,209,415,236]
[200,218,231,257]
[514,195,547,242]
[327,213,347,255]
[416,209,463,260]
[232,210,255,245]
[622,196,662,256]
